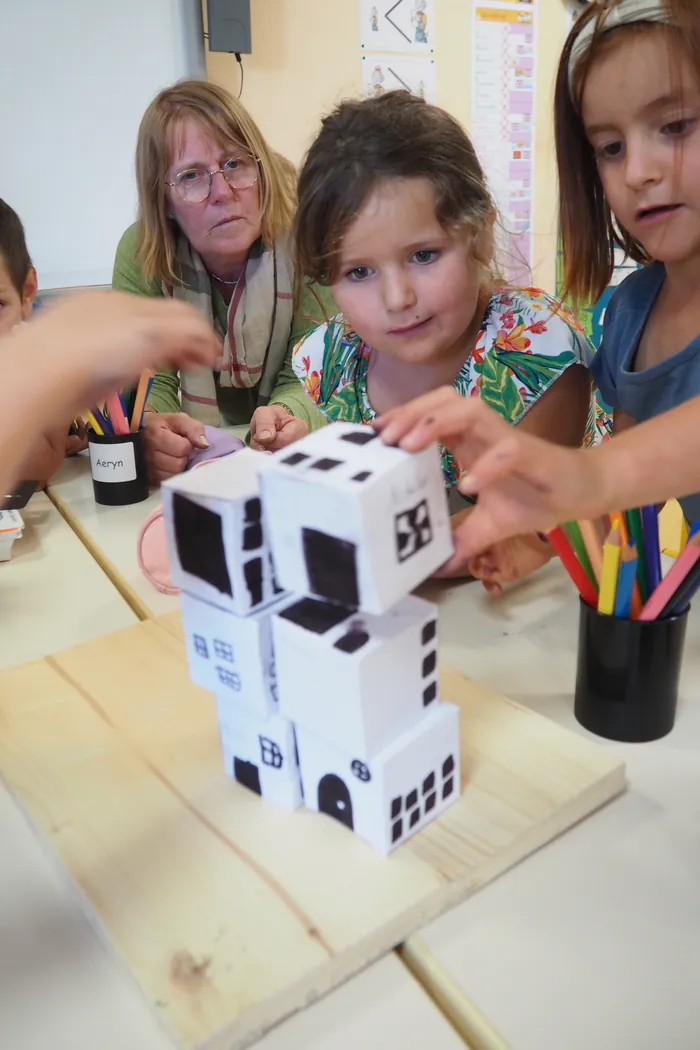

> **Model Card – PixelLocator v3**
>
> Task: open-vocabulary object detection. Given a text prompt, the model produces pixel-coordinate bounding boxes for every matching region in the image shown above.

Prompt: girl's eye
[662,118,695,136]
[346,266,373,282]
[412,249,439,264]
[594,141,624,161]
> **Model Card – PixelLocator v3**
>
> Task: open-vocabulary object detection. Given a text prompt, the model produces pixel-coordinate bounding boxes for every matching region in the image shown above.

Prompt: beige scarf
[165,231,294,425]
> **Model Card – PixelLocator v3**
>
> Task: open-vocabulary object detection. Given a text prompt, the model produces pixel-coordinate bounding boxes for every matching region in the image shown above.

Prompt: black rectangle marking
[422,651,437,677]
[340,430,377,445]
[421,620,437,645]
[280,597,352,634]
[282,452,310,466]
[334,629,370,654]
[311,457,343,471]
[422,681,437,706]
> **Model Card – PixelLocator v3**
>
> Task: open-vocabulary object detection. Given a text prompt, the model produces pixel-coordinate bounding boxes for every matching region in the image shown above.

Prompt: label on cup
[89,441,137,483]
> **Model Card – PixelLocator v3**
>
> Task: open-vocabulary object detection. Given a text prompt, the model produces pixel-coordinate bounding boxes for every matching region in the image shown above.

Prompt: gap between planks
[397,937,512,1050]
[46,487,152,621]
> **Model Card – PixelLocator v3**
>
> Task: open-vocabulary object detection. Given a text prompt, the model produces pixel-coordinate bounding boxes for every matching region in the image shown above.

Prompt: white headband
[568,0,673,97]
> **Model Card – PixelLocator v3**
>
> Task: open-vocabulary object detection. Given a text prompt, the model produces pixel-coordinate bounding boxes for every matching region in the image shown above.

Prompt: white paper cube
[180,591,288,716]
[296,700,460,854]
[256,422,452,615]
[216,698,303,811]
[162,449,285,616]
[272,593,439,757]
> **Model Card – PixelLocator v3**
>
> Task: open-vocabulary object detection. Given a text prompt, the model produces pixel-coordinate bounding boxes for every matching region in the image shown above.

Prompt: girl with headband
[556,0,700,525]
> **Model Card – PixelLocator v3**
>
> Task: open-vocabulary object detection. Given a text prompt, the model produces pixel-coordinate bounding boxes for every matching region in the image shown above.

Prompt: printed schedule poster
[470,1,536,283]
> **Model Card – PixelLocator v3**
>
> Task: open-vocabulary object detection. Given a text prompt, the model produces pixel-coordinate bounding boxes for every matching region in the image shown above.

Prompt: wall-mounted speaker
[207,0,252,54]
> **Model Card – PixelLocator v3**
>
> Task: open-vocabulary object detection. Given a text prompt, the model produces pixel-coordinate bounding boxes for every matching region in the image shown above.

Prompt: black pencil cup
[574,599,689,743]
[88,430,149,506]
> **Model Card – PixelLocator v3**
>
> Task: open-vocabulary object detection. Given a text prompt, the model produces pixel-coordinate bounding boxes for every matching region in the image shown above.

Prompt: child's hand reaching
[466,532,553,597]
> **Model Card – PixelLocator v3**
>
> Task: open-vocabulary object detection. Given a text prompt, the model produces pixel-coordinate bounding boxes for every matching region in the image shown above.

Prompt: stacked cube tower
[162,421,461,854]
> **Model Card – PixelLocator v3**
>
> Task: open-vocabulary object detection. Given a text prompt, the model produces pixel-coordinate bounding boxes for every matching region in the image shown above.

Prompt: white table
[0,491,136,670]
[412,563,700,1050]
[48,452,180,619]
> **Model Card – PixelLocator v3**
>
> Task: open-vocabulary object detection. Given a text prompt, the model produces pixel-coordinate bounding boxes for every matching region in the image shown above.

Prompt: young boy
[0,199,86,490]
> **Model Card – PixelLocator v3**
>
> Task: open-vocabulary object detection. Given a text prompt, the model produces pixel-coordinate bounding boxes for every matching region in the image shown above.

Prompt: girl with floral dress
[290,91,609,592]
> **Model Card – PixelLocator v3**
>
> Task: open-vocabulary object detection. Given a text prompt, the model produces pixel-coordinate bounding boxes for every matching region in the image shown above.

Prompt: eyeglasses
[166,155,259,204]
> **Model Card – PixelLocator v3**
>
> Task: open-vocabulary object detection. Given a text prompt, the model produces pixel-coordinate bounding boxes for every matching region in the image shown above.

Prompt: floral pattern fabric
[292,287,612,488]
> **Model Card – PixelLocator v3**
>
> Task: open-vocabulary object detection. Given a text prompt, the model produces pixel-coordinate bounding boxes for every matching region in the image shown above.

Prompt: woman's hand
[250,404,309,451]
[142,411,210,484]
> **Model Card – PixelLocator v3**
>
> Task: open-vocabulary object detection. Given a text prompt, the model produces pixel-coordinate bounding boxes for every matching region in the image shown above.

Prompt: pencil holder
[88,430,149,506]
[574,599,689,743]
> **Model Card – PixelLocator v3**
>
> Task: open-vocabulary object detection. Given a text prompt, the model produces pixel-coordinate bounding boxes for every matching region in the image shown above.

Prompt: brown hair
[134,80,297,284]
[0,199,33,295]
[293,91,499,287]
[555,0,700,304]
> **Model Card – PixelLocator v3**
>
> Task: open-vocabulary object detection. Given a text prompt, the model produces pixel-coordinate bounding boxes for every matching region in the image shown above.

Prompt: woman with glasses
[113,80,332,483]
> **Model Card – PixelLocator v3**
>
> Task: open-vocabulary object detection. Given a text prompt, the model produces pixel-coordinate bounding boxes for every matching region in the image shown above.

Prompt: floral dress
[292,287,612,488]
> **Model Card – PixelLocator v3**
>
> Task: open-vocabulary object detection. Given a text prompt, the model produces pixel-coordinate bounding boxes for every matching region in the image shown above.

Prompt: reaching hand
[14,290,220,418]
[250,404,309,451]
[375,387,603,559]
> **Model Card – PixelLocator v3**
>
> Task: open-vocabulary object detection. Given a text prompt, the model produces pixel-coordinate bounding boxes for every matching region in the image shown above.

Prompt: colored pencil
[598,522,623,616]
[614,541,638,619]
[106,392,129,435]
[565,521,596,587]
[624,508,648,601]
[547,526,598,608]
[90,404,111,435]
[130,371,154,432]
[641,504,662,594]
[667,557,700,616]
[638,532,700,621]
[611,511,629,545]
[84,409,104,436]
[579,519,603,584]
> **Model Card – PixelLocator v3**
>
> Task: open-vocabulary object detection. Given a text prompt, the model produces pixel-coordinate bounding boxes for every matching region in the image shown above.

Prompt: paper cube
[256,422,452,615]
[180,591,289,717]
[162,449,285,616]
[216,697,303,812]
[296,700,460,854]
[272,593,439,757]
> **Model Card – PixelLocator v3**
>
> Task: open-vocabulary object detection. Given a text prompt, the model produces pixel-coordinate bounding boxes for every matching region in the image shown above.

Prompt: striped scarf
[165,231,294,425]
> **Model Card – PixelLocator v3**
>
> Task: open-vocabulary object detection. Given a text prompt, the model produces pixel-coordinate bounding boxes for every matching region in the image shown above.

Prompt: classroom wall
[204,0,569,292]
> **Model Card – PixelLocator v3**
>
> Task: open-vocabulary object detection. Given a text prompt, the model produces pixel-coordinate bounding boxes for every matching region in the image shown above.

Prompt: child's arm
[446,365,589,591]
[375,388,700,563]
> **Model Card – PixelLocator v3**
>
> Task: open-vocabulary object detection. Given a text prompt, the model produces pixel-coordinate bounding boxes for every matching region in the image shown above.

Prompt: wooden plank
[0,617,625,1050]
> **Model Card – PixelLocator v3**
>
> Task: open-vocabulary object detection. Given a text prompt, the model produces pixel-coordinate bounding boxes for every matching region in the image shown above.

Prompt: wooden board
[0,612,625,1050]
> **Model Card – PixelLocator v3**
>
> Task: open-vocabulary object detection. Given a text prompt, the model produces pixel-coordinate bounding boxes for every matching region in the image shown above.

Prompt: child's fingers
[457,435,523,495]
[375,387,457,446]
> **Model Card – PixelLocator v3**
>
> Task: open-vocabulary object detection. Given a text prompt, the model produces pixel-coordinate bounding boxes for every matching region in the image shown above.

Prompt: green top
[112,222,334,428]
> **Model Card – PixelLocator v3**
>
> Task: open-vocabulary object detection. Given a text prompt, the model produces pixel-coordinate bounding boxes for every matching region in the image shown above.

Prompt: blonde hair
[134,80,297,284]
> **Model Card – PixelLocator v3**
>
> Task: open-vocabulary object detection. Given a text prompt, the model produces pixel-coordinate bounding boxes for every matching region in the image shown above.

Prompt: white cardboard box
[180,591,288,717]
[272,592,439,757]
[162,448,285,616]
[256,422,453,615]
[296,700,460,854]
[216,697,303,811]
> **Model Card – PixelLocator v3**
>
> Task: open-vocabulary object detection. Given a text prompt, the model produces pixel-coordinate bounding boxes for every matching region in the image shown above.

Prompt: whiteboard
[0,0,205,289]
